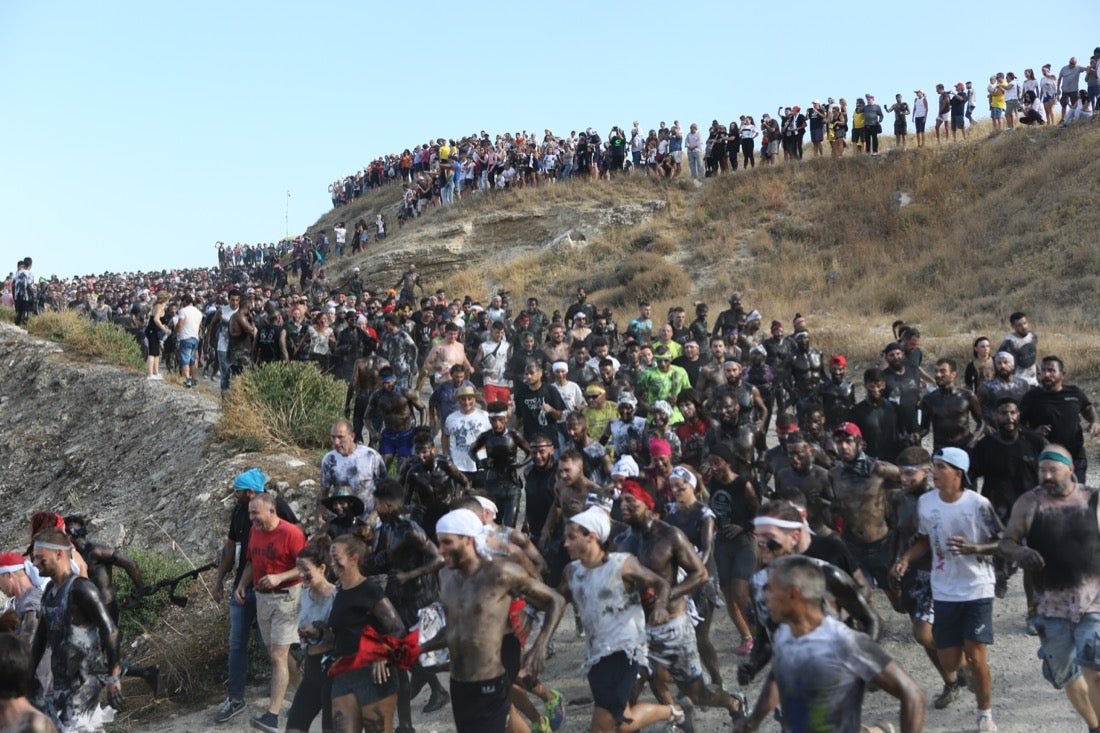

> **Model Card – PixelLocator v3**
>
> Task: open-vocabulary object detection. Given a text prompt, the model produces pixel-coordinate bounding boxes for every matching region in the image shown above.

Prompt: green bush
[114,548,202,639]
[218,361,345,450]
[0,306,14,323]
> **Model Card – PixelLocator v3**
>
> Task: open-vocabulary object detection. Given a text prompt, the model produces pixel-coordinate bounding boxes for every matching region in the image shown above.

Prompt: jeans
[687,149,704,178]
[227,588,261,701]
[218,349,231,392]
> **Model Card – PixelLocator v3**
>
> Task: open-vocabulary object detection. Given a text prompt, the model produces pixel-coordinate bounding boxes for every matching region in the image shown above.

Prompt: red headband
[648,439,672,457]
[621,480,656,510]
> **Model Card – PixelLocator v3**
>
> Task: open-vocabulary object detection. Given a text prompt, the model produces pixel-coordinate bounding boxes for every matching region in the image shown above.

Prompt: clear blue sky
[2,1,1096,278]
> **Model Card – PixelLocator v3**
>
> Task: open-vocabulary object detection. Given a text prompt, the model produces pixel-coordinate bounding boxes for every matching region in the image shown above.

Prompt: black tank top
[1029,488,1100,595]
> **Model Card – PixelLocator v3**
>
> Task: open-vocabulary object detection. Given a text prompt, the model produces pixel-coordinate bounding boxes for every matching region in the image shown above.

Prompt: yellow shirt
[853,111,865,129]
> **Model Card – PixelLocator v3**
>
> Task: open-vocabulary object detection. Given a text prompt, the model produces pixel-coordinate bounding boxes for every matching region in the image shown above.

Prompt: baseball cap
[933,447,971,486]
[833,422,863,439]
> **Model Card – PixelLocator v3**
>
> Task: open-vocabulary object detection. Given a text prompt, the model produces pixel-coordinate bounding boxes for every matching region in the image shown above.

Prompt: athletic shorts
[501,632,522,684]
[255,585,301,646]
[330,664,397,705]
[1034,613,1100,689]
[646,613,704,684]
[380,427,415,457]
[588,652,640,724]
[843,531,893,589]
[915,116,927,132]
[937,112,950,123]
[178,337,199,366]
[1061,91,1078,108]
[894,120,907,135]
[483,384,511,404]
[715,535,757,584]
[933,598,994,649]
[951,114,965,130]
[900,568,934,624]
[450,674,511,733]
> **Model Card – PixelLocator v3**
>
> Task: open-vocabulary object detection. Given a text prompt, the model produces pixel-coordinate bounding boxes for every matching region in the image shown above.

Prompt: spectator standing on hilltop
[333,222,346,258]
[1058,56,1087,122]
[910,88,928,145]
[12,258,35,326]
[950,83,968,141]
[862,95,883,155]
[887,93,910,148]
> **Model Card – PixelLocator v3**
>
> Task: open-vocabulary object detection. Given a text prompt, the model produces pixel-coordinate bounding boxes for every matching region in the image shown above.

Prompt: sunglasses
[757,538,784,552]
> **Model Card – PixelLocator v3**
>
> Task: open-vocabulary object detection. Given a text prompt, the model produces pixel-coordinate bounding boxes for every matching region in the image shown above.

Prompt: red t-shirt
[246,519,307,589]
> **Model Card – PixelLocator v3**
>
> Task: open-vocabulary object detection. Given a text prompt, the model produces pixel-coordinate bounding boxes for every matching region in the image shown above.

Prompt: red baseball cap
[833,422,862,439]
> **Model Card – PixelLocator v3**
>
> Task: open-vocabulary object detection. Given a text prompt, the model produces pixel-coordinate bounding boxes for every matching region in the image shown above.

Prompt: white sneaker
[150,373,163,380]
[977,715,997,732]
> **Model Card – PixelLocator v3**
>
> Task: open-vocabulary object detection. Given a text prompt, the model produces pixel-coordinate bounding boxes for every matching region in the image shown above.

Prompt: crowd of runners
[5,258,1100,733]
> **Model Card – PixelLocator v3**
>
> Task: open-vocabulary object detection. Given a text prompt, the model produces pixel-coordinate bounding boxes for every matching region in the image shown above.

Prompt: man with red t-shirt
[236,493,307,733]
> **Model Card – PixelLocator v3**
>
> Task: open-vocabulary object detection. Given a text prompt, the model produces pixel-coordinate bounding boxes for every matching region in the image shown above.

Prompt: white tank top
[568,552,647,670]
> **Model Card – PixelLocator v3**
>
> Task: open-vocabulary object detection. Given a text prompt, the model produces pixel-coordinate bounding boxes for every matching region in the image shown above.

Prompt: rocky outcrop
[0,324,318,560]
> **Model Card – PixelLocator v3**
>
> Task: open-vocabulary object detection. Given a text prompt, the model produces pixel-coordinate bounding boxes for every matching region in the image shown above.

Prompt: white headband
[436,509,493,559]
[34,541,72,552]
[0,563,24,575]
[753,517,804,530]
[474,496,498,517]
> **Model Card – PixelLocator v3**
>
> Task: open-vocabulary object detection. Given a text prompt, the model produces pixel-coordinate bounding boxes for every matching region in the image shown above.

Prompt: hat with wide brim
[322,488,365,516]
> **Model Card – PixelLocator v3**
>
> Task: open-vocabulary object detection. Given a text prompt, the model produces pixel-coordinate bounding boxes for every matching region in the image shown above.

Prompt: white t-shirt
[334,226,347,244]
[444,409,491,472]
[177,304,204,341]
[478,338,512,387]
[917,489,1000,602]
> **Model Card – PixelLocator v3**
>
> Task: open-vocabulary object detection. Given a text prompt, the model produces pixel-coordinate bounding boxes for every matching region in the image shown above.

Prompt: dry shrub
[25,311,143,369]
[616,253,690,301]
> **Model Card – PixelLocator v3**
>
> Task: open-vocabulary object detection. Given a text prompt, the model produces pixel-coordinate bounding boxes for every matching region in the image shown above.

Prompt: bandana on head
[0,552,25,575]
[648,439,672,457]
[612,455,639,478]
[436,509,493,559]
[570,506,611,542]
[670,466,697,488]
[620,479,656,510]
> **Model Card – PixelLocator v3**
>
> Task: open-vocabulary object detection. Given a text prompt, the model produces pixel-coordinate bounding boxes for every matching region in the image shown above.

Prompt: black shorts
[915,116,927,133]
[588,652,641,724]
[933,598,994,649]
[715,535,757,584]
[843,532,893,589]
[894,120,908,135]
[330,665,397,706]
[501,632,522,684]
[147,332,162,356]
[451,674,511,733]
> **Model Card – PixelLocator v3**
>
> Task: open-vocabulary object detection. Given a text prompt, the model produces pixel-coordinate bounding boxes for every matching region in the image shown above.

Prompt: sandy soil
[127,576,1077,733]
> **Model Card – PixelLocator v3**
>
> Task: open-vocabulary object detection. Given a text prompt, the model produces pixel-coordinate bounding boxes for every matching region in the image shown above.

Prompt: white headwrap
[652,400,673,416]
[474,496,499,518]
[611,455,639,478]
[995,351,1015,366]
[570,506,611,542]
[436,509,493,559]
[552,361,569,372]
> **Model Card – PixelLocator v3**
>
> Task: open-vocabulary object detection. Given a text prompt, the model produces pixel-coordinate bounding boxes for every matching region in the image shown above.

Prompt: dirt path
[126,577,1075,733]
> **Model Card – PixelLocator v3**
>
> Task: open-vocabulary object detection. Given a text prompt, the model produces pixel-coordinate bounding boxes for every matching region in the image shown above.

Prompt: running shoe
[214,698,245,724]
[545,688,565,731]
[250,712,278,733]
[735,637,754,655]
[530,716,551,733]
[933,679,963,709]
[673,695,695,733]
[977,715,997,732]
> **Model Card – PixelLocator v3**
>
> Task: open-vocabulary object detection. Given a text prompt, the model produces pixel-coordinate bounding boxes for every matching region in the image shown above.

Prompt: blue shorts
[1034,613,1100,689]
[178,337,199,366]
[380,427,415,457]
[933,598,994,649]
[990,108,1005,119]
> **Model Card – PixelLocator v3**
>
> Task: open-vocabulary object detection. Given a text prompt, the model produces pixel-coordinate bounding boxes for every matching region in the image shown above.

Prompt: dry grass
[24,311,144,370]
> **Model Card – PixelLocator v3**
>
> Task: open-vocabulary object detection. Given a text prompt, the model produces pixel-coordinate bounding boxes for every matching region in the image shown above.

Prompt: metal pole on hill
[285,190,291,240]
